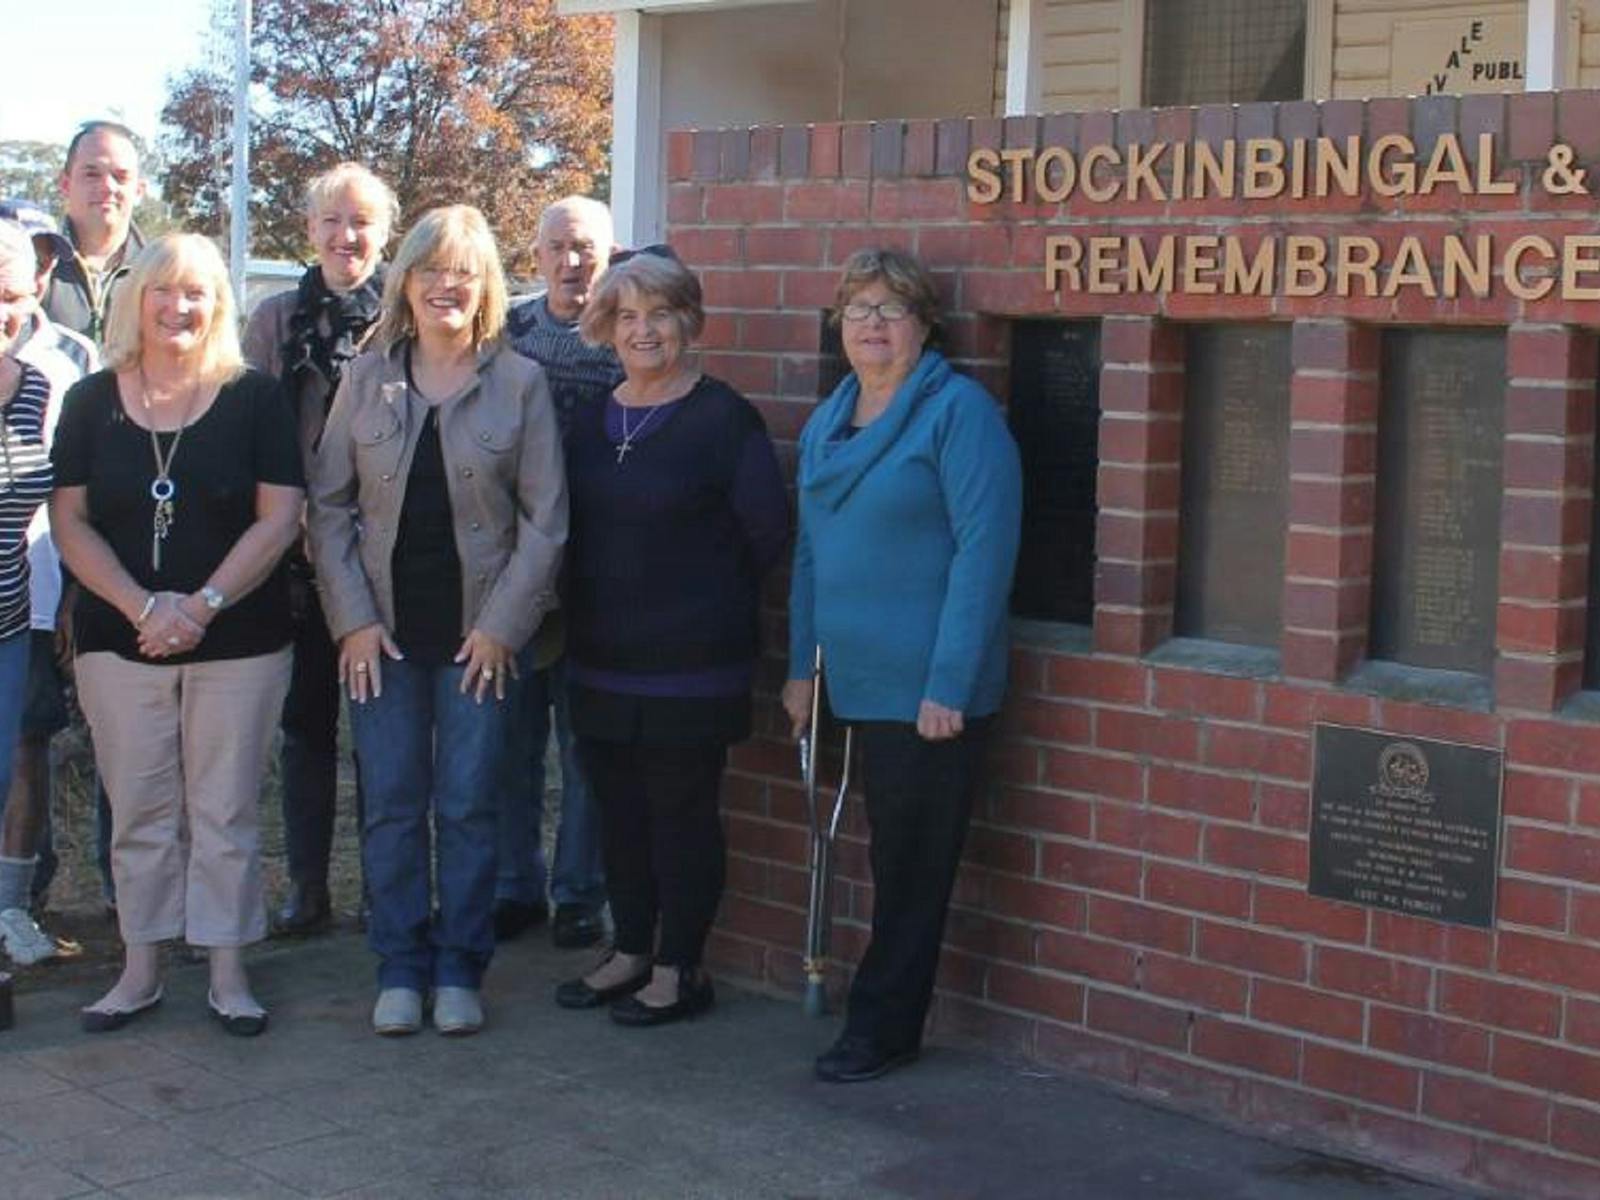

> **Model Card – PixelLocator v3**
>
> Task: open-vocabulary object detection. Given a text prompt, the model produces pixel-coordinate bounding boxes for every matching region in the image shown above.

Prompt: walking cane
[798,645,853,1017]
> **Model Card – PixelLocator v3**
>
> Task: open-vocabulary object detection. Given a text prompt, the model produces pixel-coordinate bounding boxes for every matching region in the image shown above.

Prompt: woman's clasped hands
[134,592,207,658]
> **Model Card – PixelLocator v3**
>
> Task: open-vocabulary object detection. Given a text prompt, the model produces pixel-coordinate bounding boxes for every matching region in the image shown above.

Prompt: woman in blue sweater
[783,248,1022,1082]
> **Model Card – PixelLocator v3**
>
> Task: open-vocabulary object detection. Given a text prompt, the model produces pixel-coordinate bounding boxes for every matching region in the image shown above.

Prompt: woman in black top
[554,249,789,1025]
[50,234,304,1035]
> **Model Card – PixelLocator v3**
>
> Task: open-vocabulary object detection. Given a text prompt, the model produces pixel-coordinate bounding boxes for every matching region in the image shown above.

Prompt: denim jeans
[0,630,33,839]
[349,659,508,990]
[495,655,605,910]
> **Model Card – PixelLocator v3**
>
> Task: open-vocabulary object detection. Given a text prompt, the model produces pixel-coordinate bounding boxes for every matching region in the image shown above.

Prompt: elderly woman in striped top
[0,220,55,935]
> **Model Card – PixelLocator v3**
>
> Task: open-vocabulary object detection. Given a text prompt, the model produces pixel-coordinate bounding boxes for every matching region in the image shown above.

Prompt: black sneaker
[493,899,549,942]
[552,904,606,949]
[814,1034,920,1083]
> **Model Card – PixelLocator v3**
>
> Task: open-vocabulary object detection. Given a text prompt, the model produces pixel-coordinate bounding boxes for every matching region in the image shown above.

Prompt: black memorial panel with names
[1010,321,1101,625]
[1175,323,1291,647]
[1371,329,1505,675]
[1309,723,1502,928]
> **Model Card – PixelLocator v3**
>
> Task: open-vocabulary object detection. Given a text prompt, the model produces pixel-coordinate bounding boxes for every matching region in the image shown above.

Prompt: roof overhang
[557,0,807,14]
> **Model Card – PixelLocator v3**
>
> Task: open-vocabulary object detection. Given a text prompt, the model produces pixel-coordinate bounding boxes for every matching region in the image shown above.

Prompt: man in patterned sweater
[497,196,622,949]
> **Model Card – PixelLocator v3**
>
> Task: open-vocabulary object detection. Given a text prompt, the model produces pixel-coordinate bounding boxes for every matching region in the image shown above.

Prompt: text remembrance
[967,132,1599,300]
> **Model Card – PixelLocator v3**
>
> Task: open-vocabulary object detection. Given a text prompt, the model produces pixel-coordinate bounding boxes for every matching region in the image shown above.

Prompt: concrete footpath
[0,933,1482,1199]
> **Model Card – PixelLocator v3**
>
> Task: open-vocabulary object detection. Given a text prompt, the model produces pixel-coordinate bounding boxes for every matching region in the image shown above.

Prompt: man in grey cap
[0,200,94,965]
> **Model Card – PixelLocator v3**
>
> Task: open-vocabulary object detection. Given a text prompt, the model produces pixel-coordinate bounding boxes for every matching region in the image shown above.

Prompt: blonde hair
[304,162,399,233]
[579,251,704,350]
[103,234,244,384]
[374,205,509,350]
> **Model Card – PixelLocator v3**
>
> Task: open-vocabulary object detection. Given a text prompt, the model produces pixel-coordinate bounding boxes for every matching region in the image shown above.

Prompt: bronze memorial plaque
[1310,723,1503,928]
[1371,329,1505,675]
[1175,323,1291,646]
[1010,321,1100,625]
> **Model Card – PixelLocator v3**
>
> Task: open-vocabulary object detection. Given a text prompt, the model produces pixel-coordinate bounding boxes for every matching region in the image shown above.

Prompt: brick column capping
[1497,325,1597,710]
[1095,316,1183,657]
[1283,320,1379,682]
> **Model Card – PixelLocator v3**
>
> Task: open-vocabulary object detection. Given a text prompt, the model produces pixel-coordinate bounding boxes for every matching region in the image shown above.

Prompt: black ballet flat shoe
[208,992,269,1038]
[609,969,715,1027]
[813,1033,920,1083]
[80,987,164,1034]
[555,953,651,1010]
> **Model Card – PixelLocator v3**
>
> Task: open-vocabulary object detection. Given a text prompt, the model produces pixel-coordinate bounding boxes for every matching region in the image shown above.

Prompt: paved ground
[0,933,1482,1199]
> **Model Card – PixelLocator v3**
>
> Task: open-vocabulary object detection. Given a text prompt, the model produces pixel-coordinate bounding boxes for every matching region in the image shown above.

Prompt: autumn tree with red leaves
[160,0,612,272]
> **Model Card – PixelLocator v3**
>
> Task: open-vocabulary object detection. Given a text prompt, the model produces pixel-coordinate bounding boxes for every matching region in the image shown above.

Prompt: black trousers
[579,738,728,968]
[279,575,358,886]
[845,718,991,1054]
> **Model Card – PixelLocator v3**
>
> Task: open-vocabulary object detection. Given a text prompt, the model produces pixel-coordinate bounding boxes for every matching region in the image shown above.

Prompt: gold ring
[167,636,180,646]
[355,663,369,673]
[483,668,496,679]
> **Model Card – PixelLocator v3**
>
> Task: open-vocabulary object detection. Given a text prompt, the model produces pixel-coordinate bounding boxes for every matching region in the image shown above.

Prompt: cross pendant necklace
[615,402,663,465]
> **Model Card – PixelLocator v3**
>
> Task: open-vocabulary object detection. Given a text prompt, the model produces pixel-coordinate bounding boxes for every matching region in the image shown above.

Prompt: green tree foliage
[160,0,613,272]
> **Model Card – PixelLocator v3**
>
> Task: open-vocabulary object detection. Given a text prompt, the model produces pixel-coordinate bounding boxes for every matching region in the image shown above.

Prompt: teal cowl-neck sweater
[787,349,1022,721]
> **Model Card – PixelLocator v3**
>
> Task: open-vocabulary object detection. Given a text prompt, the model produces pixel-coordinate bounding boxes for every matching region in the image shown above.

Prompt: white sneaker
[372,987,424,1036]
[433,986,483,1036]
[0,906,58,966]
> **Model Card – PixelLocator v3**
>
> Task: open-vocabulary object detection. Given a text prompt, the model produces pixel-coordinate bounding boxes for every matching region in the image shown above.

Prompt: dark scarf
[282,264,386,406]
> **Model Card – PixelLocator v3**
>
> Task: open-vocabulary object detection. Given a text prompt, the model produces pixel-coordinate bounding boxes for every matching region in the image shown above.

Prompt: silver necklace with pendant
[615,402,664,464]
[140,367,199,573]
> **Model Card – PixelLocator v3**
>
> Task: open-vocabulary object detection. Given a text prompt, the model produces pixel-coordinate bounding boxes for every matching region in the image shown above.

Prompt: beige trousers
[76,648,292,947]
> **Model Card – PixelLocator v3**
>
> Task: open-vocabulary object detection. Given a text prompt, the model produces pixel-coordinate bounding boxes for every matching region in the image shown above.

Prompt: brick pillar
[1282,320,1379,683]
[1496,324,1597,710]
[1094,316,1182,656]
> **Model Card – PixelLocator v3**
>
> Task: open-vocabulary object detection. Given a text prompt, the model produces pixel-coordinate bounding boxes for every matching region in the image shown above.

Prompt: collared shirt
[41,219,144,344]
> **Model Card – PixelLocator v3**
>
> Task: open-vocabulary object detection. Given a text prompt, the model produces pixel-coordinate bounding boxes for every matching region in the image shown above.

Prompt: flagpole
[228,0,251,309]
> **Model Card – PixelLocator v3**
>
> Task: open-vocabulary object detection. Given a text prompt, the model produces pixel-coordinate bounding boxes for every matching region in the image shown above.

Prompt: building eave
[557,0,805,15]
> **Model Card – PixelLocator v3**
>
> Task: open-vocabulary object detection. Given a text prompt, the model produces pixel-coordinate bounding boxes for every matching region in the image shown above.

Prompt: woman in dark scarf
[242,162,396,935]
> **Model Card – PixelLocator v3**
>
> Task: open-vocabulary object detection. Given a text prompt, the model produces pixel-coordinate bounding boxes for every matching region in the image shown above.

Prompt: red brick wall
[668,93,1600,1199]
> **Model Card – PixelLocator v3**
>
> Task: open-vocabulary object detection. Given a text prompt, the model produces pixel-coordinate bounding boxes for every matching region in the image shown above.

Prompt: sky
[2,0,215,146]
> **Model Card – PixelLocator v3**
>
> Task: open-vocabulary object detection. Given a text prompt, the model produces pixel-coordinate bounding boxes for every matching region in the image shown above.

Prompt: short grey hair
[536,195,614,250]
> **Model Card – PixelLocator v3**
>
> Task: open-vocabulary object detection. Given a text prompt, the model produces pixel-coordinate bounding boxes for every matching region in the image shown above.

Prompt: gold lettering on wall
[979,130,1597,300]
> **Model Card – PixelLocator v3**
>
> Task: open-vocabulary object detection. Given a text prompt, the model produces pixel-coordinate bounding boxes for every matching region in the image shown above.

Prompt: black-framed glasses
[841,301,911,322]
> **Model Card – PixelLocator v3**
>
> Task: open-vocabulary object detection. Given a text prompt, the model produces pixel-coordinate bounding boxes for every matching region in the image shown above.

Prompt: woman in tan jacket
[308,205,566,1037]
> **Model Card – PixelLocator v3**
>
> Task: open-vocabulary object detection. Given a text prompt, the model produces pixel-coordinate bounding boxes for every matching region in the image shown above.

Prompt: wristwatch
[200,585,226,612]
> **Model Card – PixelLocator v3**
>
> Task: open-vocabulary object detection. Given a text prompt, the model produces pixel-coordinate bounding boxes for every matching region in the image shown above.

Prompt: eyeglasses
[417,266,479,285]
[841,301,911,322]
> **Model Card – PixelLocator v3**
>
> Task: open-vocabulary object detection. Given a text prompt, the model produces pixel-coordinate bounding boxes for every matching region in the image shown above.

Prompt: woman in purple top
[555,248,789,1025]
